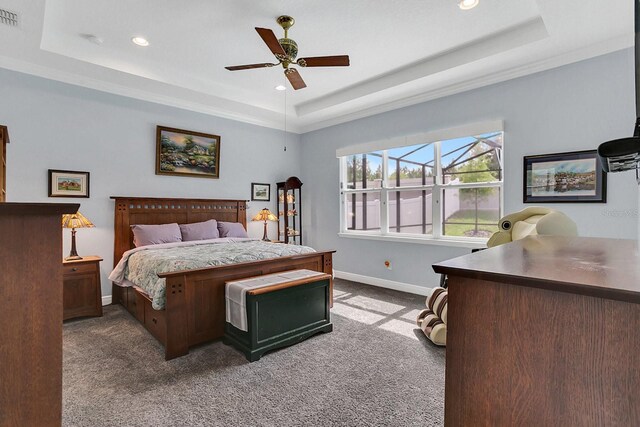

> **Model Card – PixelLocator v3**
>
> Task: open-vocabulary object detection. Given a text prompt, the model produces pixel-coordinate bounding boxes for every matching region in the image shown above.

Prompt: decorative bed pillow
[131,223,182,247]
[179,219,220,241]
[218,221,249,238]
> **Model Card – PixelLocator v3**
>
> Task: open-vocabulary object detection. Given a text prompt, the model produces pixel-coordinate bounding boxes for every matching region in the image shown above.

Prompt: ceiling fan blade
[285,68,307,90]
[297,55,350,67]
[255,27,287,58]
[225,63,278,71]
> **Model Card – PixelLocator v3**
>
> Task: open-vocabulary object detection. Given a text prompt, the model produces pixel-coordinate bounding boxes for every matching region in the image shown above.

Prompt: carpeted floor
[62,279,445,427]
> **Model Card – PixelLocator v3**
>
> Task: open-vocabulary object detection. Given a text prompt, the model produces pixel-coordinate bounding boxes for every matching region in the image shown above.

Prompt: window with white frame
[339,127,503,241]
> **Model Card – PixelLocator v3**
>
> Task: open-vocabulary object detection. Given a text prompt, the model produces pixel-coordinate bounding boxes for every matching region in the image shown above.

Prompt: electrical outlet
[384,260,392,270]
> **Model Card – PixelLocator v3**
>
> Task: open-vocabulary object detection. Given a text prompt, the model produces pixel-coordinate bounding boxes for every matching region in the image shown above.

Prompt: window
[339,129,503,242]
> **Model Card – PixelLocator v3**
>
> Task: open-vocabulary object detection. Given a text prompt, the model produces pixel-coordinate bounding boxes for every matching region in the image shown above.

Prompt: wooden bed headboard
[111,196,247,267]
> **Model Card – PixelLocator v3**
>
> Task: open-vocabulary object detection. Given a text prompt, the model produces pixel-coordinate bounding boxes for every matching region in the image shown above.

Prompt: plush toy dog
[416,287,447,346]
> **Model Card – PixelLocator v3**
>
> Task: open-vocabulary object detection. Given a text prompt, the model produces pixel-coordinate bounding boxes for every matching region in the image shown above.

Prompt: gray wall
[0,68,301,297]
[2,48,638,297]
[301,48,640,289]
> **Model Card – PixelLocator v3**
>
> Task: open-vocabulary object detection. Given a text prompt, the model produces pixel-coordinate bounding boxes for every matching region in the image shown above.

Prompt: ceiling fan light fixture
[275,85,286,91]
[458,0,479,10]
[225,15,350,90]
[131,36,149,47]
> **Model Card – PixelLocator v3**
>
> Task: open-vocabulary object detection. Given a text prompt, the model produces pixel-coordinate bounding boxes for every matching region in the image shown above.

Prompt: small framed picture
[523,150,607,203]
[48,169,90,198]
[251,183,270,201]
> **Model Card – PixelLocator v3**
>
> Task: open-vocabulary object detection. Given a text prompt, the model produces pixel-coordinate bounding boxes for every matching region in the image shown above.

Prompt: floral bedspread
[110,239,315,310]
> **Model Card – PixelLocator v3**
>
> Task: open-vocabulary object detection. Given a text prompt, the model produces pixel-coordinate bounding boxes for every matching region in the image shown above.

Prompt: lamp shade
[252,208,278,222]
[62,211,95,229]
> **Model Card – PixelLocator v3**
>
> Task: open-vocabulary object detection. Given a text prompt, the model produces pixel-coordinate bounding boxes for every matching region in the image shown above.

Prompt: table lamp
[62,211,95,260]
[252,208,278,241]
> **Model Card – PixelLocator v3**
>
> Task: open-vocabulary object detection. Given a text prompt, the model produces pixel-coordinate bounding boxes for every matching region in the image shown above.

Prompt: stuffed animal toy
[416,287,447,346]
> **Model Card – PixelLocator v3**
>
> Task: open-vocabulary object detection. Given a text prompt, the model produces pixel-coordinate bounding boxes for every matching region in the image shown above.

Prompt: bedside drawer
[144,303,166,344]
[62,256,102,321]
[126,287,145,322]
[63,262,97,276]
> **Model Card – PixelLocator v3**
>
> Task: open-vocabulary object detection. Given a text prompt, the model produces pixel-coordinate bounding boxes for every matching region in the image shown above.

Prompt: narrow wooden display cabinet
[277,176,302,244]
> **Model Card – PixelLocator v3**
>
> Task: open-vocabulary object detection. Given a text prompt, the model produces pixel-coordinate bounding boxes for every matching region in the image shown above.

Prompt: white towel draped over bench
[225,270,326,331]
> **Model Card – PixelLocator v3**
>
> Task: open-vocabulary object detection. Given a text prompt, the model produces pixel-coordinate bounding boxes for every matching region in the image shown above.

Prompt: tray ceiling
[0,0,632,133]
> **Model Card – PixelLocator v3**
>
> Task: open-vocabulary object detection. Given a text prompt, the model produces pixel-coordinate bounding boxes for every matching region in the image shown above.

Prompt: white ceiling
[0,0,633,133]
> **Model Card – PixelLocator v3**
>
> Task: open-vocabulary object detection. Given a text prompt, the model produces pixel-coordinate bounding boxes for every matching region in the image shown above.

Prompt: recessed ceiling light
[131,36,149,47]
[275,85,286,91]
[458,0,479,10]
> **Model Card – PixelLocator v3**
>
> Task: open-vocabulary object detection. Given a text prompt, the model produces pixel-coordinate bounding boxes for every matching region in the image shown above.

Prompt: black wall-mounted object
[597,0,640,179]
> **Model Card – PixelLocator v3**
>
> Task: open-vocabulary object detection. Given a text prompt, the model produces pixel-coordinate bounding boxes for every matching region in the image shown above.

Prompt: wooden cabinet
[0,202,79,427]
[276,176,302,244]
[0,125,9,202]
[63,256,103,320]
[433,236,640,426]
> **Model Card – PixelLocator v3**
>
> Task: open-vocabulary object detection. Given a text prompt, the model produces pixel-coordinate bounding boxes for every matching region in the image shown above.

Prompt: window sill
[337,232,488,249]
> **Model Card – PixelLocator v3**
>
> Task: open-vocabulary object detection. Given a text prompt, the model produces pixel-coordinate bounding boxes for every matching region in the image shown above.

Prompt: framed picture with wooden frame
[523,150,607,203]
[156,126,221,179]
[48,169,90,198]
[251,183,270,201]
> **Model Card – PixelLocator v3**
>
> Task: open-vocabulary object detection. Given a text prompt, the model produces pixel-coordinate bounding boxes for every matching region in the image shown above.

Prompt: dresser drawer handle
[71,267,78,272]
[152,318,157,324]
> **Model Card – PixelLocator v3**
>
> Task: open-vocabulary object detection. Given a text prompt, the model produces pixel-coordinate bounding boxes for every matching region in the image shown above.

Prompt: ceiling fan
[225,15,350,90]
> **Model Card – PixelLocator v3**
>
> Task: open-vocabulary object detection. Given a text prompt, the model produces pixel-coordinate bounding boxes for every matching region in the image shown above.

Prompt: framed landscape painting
[251,183,270,201]
[523,150,607,203]
[156,126,220,179]
[48,169,90,198]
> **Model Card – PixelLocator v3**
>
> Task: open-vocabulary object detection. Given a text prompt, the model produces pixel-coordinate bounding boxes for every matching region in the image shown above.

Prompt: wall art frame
[251,183,270,201]
[156,126,221,179]
[523,150,607,203]
[48,169,90,198]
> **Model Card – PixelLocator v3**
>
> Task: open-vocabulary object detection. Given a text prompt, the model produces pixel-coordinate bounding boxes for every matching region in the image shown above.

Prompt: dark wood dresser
[433,236,640,427]
[0,202,79,427]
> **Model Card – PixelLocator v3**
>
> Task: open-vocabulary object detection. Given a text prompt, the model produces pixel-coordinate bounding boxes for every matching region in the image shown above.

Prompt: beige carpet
[62,279,445,426]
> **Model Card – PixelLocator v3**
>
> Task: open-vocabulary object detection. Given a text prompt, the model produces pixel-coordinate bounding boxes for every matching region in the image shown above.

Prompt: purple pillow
[179,219,220,241]
[217,221,249,238]
[131,223,182,247]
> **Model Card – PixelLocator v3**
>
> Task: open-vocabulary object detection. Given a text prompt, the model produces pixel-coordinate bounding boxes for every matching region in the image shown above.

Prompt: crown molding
[296,17,549,118]
[298,35,632,134]
[0,32,631,136]
[0,54,303,133]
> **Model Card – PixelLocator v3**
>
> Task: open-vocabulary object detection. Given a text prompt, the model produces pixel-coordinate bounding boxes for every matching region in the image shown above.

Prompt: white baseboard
[102,295,112,306]
[333,270,432,296]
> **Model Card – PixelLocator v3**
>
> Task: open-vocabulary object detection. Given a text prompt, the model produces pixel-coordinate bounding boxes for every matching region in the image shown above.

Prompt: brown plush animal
[416,287,447,346]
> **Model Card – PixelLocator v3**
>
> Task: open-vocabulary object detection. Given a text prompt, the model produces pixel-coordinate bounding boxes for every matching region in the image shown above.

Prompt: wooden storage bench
[223,270,333,362]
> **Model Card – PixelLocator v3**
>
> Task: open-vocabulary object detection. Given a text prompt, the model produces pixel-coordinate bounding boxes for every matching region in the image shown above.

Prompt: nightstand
[62,256,103,321]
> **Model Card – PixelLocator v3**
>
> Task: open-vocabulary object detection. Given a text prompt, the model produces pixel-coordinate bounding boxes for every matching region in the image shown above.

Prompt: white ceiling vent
[0,8,18,27]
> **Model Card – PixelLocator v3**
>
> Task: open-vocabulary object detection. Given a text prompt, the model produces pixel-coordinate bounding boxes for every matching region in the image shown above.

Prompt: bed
[110,196,335,360]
